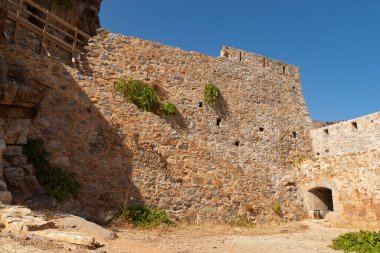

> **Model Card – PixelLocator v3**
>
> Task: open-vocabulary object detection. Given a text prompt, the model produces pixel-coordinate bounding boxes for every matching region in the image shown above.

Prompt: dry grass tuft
[138,220,308,237]
[330,217,380,231]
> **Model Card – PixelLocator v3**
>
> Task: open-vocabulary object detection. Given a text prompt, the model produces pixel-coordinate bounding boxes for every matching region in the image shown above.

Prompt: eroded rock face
[0,0,7,40]
[33,0,102,36]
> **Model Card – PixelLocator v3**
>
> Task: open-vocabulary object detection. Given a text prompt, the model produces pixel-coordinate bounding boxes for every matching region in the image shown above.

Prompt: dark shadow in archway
[309,187,334,212]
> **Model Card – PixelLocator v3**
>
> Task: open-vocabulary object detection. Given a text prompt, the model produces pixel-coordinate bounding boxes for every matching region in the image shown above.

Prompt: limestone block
[3,145,23,157]
[3,119,31,144]
[0,138,5,151]
[3,167,26,192]
[53,215,118,244]
[0,179,7,190]
[0,205,55,233]
[33,230,97,247]
[0,190,12,203]
[3,166,41,194]
[0,83,41,107]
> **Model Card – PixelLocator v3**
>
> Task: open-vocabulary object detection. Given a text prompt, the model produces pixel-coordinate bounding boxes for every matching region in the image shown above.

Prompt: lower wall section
[299,149,380,219]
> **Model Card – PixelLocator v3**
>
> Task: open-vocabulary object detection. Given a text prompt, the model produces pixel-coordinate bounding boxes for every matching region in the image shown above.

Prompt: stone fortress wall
[0,17,313,221]
[2,0,379,222]
[299,112,380,219]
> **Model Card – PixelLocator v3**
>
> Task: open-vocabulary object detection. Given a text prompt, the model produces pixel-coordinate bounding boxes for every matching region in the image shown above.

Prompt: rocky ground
[0,204,357,253]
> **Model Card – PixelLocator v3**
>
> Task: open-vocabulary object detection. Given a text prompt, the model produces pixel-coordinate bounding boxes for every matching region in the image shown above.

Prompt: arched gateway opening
[307,187,334,218]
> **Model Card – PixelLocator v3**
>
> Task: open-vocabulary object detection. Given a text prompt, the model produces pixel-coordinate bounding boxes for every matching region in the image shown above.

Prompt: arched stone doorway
[307,187,334,218]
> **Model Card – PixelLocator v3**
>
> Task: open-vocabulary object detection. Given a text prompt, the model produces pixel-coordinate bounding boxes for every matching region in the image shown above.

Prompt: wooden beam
[40,9,48,53]
[7,0,90,58]
[71,27,78,67]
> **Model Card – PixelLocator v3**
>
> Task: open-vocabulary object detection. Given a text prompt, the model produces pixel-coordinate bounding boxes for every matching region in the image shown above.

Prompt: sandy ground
[107,220,350,253]
[0,219,354,253]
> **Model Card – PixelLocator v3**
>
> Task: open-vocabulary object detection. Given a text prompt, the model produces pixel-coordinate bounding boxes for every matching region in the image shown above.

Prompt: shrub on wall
[272,203,281,215]
[203,82,219,106]
[292,153,307,167]
[23,138,79,201]
[160,102,178,115]
[116,79,158,112]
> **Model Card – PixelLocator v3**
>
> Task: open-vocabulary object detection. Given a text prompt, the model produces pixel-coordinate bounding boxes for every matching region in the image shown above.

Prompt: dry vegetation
[329,216,380,230]
[111,220,308,238]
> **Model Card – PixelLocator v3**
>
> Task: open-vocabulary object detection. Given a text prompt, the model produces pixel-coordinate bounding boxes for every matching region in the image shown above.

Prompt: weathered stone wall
[311,112,380,157]
[75,30,312,220]
[300,113,380,220]
[0,28,312,222]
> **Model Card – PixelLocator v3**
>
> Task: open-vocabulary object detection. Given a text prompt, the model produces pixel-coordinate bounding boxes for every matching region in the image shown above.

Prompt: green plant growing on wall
[203,82,219,106]
[272,203,281,215]
[114,205,175,228]
[116,79,158,112]
[52,0,72,10]
[23,139,79,201]
[160,102,178,115]
[292,153,307,167]
[329,231,380,253]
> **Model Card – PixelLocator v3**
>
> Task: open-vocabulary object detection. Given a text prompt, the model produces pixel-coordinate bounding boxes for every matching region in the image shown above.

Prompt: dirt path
[108,220,349,253]
[0,216,351,253]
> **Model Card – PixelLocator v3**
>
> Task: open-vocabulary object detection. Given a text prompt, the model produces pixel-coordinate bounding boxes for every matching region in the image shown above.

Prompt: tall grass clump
[114,205,175,228]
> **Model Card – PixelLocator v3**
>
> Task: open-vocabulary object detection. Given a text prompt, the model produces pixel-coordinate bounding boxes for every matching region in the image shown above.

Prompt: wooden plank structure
[6,0,91,65]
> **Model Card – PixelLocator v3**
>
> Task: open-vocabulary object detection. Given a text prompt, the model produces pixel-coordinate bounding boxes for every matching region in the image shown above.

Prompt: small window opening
[259,127,264,132]
[324,129,329,135]
[351,122,358,130]
[292,86,296,91]
[371,120,374,123]
[263,58,267,67]
[317,152,320,156]
[325,149,329,153]
[216,118,222,126]
[283,66,288,75]
[199,102,203,107]
[239,52,242,61]
[234,141,240,146]
[292,132,297,138]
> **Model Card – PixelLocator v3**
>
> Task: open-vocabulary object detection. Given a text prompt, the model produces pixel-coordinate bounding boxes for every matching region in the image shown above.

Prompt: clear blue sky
[100,0,380,121]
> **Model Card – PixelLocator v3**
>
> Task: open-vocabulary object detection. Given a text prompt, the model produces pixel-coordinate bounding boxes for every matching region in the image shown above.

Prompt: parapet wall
[311,112,380,157]
[221,46,301,79]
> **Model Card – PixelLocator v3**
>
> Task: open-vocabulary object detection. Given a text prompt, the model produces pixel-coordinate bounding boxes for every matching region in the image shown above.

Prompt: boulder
[0,205,54,233]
